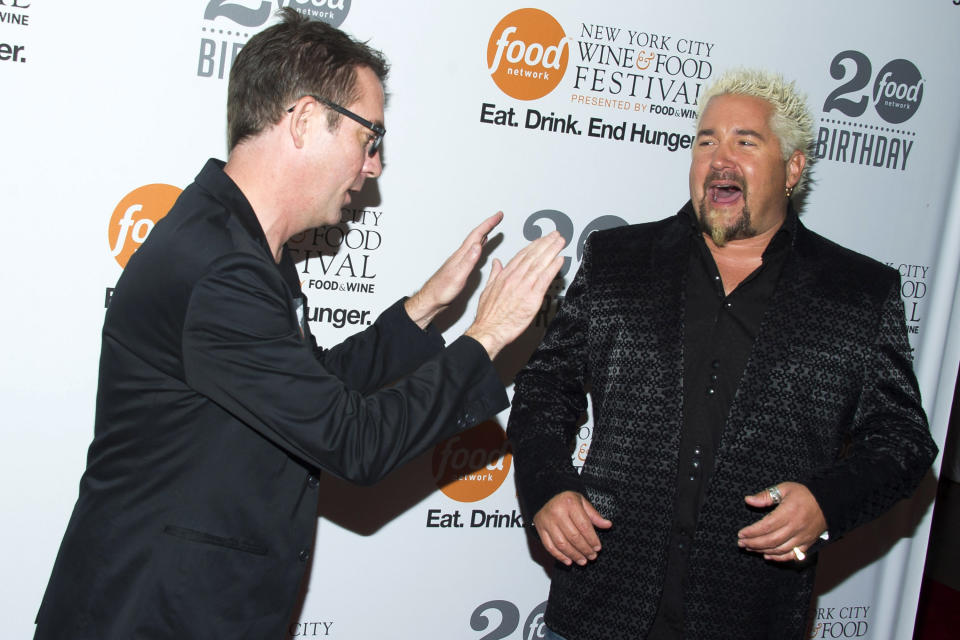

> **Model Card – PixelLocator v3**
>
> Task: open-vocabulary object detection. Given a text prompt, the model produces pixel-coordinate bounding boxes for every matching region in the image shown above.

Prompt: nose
[363,148,383,178]
[709,140,735,170]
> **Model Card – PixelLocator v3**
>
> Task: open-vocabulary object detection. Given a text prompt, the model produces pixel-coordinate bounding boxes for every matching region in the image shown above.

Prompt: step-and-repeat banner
[3,1,960,638]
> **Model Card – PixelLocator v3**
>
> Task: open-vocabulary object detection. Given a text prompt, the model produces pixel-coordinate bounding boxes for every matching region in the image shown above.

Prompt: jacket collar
[194,158,275,262]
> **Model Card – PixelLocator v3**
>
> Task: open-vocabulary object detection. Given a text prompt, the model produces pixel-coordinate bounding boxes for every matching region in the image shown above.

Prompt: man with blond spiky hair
[509,68,936,640]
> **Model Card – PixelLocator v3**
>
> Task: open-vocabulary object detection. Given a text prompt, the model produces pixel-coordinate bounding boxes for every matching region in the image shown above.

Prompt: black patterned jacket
[508,204,936,640]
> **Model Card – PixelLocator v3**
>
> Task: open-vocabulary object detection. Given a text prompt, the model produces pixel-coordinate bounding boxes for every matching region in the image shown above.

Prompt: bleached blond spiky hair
[697,68,815,198]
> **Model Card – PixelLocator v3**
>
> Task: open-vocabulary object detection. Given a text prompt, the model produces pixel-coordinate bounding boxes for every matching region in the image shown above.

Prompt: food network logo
[108,184,181,268]
[432,421,511,502]
[486,8,570,100]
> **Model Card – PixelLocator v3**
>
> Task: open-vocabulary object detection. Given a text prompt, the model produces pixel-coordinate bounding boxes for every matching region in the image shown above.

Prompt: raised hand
[404,212,505,330]
[464,229,565,359]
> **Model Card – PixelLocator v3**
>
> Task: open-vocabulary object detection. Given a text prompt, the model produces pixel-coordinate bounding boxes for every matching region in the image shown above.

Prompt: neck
[704,221,782,295]
[224,140,297,263]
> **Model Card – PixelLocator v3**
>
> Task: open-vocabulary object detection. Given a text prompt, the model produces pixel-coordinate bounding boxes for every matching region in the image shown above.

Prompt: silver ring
[767,485,783,504]
[793,547,806,561]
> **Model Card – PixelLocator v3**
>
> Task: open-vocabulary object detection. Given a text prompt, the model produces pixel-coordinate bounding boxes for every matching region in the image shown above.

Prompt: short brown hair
[227,8,389,151]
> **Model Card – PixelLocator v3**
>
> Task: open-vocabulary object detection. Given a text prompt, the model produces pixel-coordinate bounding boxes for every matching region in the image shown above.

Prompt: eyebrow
[735,128,765,139]
[696,127,766,140]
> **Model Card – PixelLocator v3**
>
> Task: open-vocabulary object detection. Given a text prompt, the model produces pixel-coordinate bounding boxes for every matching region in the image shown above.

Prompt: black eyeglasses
[287,95,385,157]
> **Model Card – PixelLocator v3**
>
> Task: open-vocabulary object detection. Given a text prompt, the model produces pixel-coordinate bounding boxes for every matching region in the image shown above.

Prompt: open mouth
[709,183,743,205]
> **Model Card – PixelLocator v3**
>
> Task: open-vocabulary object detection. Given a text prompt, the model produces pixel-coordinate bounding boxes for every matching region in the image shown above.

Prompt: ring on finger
[767,485,783,505]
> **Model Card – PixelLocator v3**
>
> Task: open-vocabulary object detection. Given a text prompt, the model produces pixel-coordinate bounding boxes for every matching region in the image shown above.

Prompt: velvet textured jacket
[35,160,508,639]
[508,206,936,640]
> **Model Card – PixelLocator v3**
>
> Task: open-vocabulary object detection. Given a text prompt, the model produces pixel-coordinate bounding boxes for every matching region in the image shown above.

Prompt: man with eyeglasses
[34,9,564,639]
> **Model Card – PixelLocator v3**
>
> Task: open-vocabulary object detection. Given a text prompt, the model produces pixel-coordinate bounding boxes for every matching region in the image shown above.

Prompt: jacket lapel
[714,222,816,475]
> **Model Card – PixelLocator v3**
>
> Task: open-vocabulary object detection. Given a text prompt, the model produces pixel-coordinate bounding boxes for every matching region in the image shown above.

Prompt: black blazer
[35,160,507,639]
[508,206,936,640]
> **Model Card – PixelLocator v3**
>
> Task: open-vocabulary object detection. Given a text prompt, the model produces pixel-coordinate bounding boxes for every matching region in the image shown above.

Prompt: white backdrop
[2,1,959,639]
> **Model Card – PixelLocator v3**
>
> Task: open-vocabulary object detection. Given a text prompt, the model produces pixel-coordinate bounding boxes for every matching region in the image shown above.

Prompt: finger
[563,508,602,556]
[451,240,483,274]
[479,211,503,245]
[499,238,563,294]
[536,527,574,566]
[764,550,801,563]
[744,487,777,508]
[538,514,591,566]
[762,538,808,557]
[540,493,601,564]
[738,511,792,547]
[503,231,562,274]
[552,520,595,565]
[443,214,502,272]
[582,498,613,530]
[488,258,504,282]
[466,212,503,248]
[525,233,566,275]
[762,542,809,562]
[739,523,796,552]
[532,255,564,294]
[744,534,795,555]
[738,509,782,540]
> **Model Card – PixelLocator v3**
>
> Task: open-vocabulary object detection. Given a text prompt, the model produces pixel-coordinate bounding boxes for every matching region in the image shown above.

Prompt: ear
[287,97,312,150]
[785,149,805,189]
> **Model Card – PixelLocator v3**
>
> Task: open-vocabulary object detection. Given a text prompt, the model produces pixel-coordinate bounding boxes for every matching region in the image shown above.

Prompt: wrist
[464,325,501,360]
[404,292,441,330]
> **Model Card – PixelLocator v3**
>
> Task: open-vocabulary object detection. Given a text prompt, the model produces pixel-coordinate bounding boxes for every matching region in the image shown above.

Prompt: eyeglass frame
[286,94,385,157]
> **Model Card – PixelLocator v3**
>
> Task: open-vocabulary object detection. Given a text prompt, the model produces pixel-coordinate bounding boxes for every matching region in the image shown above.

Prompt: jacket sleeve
[508,237,593,519]
[801,278,937,540]
[180,252,508,485]
[310,298,447,395]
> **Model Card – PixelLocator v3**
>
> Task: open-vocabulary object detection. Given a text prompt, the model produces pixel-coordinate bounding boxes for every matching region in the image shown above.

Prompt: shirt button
[298,549,311,562]
[688,475,696,481]
[710,373,718,382]
[693,446,702,455]
[706,387,716,395]
[692,460,700,469]
[723,301,733,309]
[307,475,319,488]
[711,360,720,369]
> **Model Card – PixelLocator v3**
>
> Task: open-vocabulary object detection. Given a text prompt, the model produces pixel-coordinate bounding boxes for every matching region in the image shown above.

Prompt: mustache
[704,170,746,190]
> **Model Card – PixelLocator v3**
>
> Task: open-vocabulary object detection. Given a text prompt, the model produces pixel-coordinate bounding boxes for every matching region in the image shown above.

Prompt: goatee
[697,196,754,247]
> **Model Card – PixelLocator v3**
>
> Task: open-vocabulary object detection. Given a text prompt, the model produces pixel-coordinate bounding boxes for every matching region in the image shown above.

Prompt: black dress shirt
[648,203,794,639]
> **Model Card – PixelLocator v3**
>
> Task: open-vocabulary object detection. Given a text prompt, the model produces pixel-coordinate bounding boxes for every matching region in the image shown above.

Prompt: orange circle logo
[108,184,181,268]
[432,421,512,502]
[486,8,569,101]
